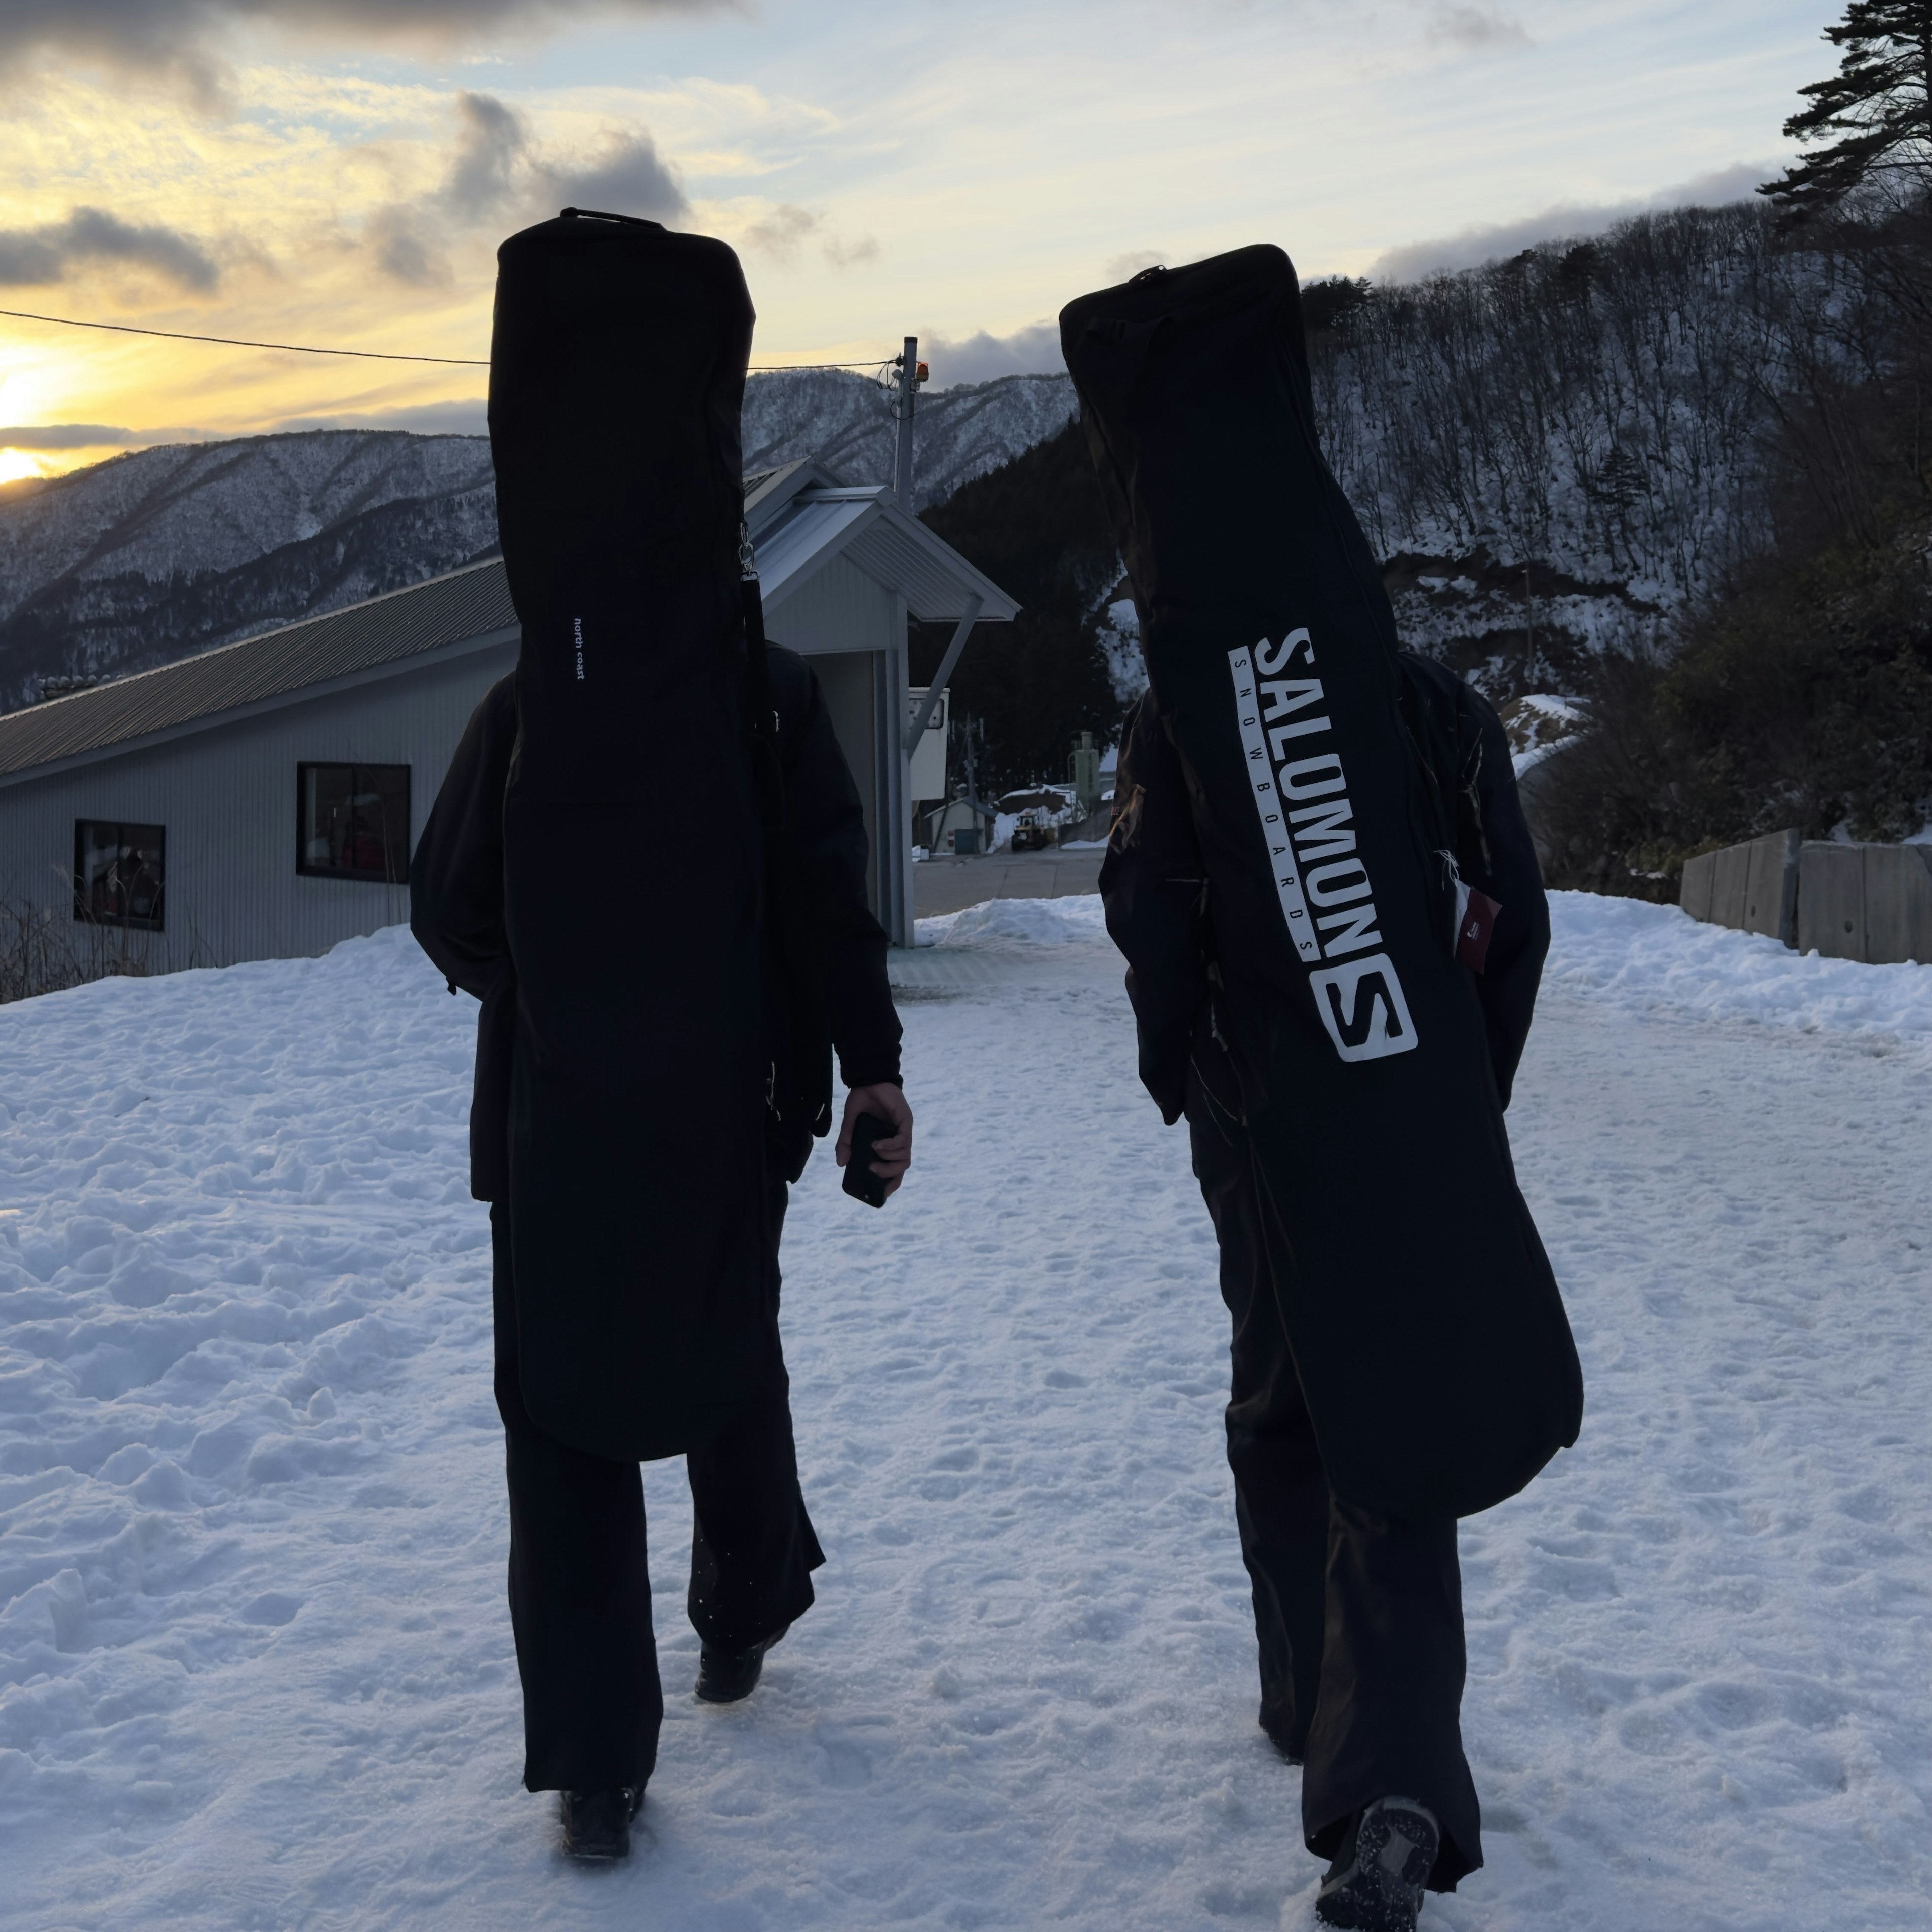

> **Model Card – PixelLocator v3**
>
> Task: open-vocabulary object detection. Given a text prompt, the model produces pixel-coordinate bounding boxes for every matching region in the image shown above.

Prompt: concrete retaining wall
[1679,829,1800,947]
[1796,841,1932,964]
[1682,830,1932,964]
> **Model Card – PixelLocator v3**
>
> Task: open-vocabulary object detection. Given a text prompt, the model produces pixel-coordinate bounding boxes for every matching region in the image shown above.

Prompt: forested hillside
[1306,204,1777,693]
[910,419,1122,796]
[1304,197,1932,885]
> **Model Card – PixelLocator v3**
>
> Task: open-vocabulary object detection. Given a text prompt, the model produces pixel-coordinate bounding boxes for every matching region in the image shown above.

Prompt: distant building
[0,463,1016,975]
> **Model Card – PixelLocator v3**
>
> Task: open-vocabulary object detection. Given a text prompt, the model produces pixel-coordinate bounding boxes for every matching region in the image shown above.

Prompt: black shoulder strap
[740,524,830,1141]
[742,525,780,757]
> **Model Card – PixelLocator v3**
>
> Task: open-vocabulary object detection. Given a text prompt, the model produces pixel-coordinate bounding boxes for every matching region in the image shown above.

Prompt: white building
[0,463,1016,972]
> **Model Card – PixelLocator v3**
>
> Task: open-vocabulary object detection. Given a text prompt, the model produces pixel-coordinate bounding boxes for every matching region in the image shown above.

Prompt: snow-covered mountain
[0,435,502,708]
[0,370,1078,712]
[742,367,1075,507]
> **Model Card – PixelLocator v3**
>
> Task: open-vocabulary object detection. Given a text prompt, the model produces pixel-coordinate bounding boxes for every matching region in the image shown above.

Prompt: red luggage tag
[1453,883,1501,973]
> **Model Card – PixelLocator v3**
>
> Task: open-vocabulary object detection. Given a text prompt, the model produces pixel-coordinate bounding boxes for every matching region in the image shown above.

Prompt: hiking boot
[559,1785,643,1861]
[1314,1795,1438,1930]
[695,1622,790,1704]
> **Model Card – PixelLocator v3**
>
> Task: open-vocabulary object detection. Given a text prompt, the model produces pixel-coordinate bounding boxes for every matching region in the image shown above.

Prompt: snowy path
[1,900,1927,1930]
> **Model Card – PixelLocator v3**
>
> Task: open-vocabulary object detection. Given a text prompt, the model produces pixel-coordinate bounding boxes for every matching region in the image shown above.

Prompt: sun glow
[0,349,65,422]
[0,449,50,485]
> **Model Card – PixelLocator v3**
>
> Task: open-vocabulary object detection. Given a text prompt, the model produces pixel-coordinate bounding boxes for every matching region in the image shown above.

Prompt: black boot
[695,1622,789,1704]
[1314,1796,1438,1931]
[559,1786,643,1861]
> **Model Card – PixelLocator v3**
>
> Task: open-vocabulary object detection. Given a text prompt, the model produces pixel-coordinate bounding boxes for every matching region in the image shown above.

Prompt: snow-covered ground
[2,897,1927,1930]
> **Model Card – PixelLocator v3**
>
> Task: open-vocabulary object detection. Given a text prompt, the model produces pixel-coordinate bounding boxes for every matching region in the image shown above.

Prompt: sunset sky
[0,1,1835,481]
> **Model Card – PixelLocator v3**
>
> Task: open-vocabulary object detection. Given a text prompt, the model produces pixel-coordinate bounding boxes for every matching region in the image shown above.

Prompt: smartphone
[841,1112,894,1209]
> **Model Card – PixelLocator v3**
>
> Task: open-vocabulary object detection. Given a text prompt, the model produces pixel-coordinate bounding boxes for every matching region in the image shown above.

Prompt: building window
[74,821,166,930]
[297,764,411,882]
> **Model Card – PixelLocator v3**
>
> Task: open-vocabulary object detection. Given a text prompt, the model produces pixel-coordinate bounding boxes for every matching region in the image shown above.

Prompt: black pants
[1187,1053,1481,1892]
[490,1180,825,1794]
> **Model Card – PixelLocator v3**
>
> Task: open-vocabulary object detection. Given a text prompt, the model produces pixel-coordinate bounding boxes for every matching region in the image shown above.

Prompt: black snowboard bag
[489,210,768,1463]
[1061,248,1583,1519]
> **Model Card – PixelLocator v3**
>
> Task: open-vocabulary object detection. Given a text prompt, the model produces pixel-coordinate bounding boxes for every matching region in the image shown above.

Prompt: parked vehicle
[1010,808,1056,853]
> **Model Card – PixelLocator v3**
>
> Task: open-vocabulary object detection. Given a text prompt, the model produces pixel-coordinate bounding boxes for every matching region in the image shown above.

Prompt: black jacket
[412,656,901,1205]
[1103,662,1549,1122]
[1396,652,1549,1111]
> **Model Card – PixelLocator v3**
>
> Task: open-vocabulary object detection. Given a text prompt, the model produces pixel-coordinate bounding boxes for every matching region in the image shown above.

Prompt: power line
[0,306,488,365]
[0,305,894,375]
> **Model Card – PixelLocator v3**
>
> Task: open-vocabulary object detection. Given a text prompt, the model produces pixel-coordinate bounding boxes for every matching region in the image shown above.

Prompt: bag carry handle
[558,207,666,230]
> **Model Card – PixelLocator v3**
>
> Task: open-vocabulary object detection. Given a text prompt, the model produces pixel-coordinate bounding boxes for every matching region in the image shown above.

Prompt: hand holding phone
[836,1083,913,1206]
[841,1112,894,1208]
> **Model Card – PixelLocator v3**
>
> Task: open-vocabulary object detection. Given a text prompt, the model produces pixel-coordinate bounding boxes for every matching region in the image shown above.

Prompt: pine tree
[1761,2,1932,214]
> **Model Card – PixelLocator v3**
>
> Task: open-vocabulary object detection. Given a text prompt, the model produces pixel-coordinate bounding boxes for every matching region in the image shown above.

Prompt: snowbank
[916,894,1110,950]
[918,887,1932,1049]
[1547,890,1932,1043]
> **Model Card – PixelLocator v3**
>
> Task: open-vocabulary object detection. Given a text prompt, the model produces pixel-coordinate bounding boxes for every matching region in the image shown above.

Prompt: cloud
[444,91,528,222]
[1,405,493,445]
[920,322,1064,388]
[350,98,686,283]
[0,422,216,448]
[353,93,523,286]
[741,202,877,270]
[1369,160,1780,283]
[743,203,818,262]
[0,2,732,72]
[0,205,219,291]
[1426,5,1532,54]
[0,423,136,448]
[363,204,448,286]
[273,398,489,435]
[531,128,690,222]
[1668,160,1785,208]
[823,233,878,269]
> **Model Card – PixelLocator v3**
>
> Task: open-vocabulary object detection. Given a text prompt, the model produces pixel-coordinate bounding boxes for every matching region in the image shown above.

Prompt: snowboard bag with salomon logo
[1061,247,1582,1519]
[489,209,768,1463]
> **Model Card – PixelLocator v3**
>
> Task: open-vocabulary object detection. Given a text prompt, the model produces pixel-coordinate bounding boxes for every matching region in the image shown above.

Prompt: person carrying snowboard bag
[1063,249,1583,1931]
[411,207,911,1863]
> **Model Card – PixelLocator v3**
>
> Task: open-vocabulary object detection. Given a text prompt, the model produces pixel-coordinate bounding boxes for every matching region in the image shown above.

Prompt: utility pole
[889,334,926,941]
[894,336,922,506]
[963,716,979,848]
[959,715,995,853]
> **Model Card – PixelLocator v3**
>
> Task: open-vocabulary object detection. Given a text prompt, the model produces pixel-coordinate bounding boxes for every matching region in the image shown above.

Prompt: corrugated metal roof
[844,507,1021,624]
[755,493,877,603]
[744,460,845,534]
[759,487,1020,624]
[0,561,517,782]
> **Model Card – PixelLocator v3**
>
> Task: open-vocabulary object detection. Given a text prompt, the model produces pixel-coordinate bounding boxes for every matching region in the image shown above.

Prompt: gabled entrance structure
[745,461,1018,943]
